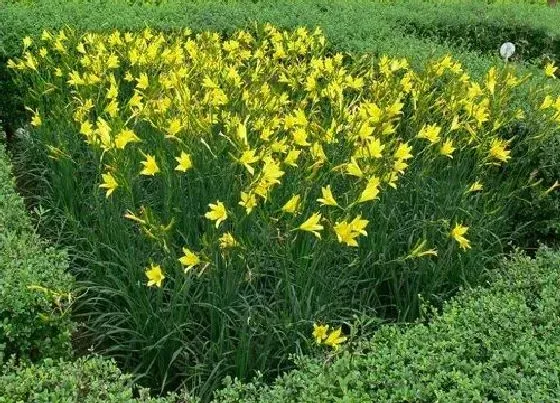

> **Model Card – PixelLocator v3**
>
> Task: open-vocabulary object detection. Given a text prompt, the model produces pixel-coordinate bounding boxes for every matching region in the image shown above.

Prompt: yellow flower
[358,176,381,203]
[31,111,42,127]
[179,248,201,272]
[440,139,455,158]
[365,137,384,158]
[451,223,471,250]
[115,128,140,149]
[284,149,301,167]
[312,323,329,344]
[236,122,248,146]
[293,128,311,147]
[417,124,442,144]
[145,264,165,288]
[282,194,301,214]
[468,181,483,193]
[219,232,238,249]
[41,30,52,41]
[394,160,408,174]
[105,99,119,117]
[317,185,338,207]
[450,116,461,131]
[140,154,160,176]
[394,142,413,161]
[80,121,93,137]
[333,215,368,247]
[205,201,228,228]
[136,72,149,90]
[488,138,511,163]
[349,215,369,236]
[346,158,363,177]
[485,67,496,95]
[166,118,182,137]
[544,62,557,79]
[239,191,257,214]
[99,173,118,198]
[239,149,260,175]
[175,152,193,172]
[324,327,347,351]
[106,82,118,99]
[540,95,554,110]
[299,212,323,238]
[333,221,358,247]
[23,36,33,49]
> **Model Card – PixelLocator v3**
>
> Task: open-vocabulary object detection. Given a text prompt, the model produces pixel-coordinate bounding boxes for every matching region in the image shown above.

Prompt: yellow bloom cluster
[10,26,545,288]
[312,323,347,351]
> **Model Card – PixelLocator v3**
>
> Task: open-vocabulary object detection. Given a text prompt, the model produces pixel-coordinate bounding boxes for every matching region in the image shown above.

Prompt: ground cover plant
[0,141,73,366]
[7,22,560,400]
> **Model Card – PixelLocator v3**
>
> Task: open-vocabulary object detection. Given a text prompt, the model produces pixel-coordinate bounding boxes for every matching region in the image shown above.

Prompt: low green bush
[215,248,560,402]
[0,355,187,402]
[0,141,73,365]
[377,1,560,64]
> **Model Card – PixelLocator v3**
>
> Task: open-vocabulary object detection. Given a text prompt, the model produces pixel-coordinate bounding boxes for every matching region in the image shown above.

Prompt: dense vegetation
[1,0,559,401]
[216,248,560,402]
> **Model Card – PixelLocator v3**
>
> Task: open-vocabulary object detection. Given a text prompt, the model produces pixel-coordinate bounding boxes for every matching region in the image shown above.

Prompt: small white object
[500,42,516,61]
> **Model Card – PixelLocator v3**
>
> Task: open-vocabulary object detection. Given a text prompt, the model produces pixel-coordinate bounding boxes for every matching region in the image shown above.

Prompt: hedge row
[0,139,73,365]
[0,356,188,402]
[379,1,560,64]
[215,248,560,402]
[0,0,534,129]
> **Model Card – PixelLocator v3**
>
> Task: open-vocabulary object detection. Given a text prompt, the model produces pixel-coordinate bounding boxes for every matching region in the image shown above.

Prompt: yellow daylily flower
[346,158,363,177]
[440,139,456,158]
[417,124,442,144]
[324,328,347,351]
[239,191,257,214]
[219,232,238,249]
[282,194,301,214]
[468,181,483,193]
[140,154,160,176]
[239,149,260,175]
[545,62,557,79]
[175,152,193,172]
[205,201,228,228]
[179,248,201,272]
[358,176,381,203]
[31,111,42,127]
[317,185,338,207]
[312,323,329,344]
[299,212,323,238]
[99,173,118,198]
[115,128,140,150]
[488,138,511,163]
[145,264,165,288]
[451,223,471,250]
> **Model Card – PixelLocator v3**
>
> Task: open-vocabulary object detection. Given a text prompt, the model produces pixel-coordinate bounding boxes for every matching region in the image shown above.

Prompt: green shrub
[0,141,73,365]
[214,248,560,402]
[377,1,560,64]
[0,355,188,402]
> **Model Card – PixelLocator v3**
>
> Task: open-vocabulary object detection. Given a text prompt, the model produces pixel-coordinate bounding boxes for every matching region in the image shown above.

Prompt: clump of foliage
[0,142,73,365]
[8,26,560,398]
